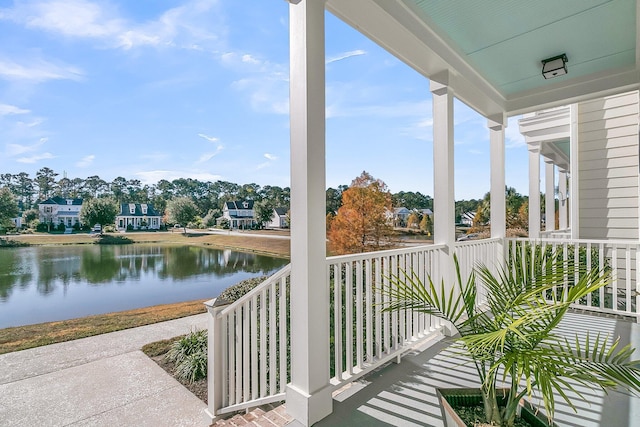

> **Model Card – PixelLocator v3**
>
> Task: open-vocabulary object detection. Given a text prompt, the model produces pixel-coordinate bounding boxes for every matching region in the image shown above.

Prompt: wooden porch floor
[309,311,640,427]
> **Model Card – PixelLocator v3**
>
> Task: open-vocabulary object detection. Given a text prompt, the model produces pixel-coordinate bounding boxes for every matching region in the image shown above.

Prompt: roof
[117,203,161,217]
[225,200,255,210]
[39,196,83,206]
[273,207,288,216]
[326,0,640,117]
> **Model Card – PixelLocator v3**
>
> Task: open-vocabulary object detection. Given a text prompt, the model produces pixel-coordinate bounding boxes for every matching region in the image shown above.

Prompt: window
[141,204,147,214]
[129,204,136,214]
[243,202,249,209]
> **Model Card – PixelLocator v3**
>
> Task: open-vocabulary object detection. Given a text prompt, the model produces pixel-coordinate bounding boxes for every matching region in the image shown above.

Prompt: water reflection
[0,245,287,327]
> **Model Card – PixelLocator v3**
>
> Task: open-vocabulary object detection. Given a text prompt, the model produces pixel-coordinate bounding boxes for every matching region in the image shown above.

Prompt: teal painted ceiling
[411,0,637,97]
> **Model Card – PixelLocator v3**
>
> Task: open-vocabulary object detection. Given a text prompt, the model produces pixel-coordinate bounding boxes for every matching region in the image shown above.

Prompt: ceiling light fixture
[541,54,568,79]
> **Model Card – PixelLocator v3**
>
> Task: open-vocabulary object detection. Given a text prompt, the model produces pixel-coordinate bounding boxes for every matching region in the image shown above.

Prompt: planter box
[437,388,555,427]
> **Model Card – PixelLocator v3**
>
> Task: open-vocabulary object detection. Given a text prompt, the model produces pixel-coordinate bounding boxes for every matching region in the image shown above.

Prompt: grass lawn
[0,300,207,355]
[5,230,291,257]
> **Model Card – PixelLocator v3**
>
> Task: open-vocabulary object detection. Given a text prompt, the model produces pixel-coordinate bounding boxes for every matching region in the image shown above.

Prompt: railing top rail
[326,243,446,264]
[507,237,640,246]
[454,237,503,247]
[218,263,291,316]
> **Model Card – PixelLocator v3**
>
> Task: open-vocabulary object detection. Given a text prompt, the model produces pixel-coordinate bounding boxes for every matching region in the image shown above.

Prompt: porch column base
[285,383,333,426]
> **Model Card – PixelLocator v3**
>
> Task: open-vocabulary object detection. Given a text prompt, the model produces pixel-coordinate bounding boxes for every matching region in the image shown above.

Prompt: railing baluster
[279,277,287,393]
[333,262,343,381]
[250,294,258,401]
[355,260,363,369]
[259,288,267,397]
[345,261,354,376]
[374,257,382,358]
[599,243,605,309]
[626,245,632,313]
[365,258,373,363]
[228,312,235,405]
[242,301,250,403]
[269,281,277,395]
[612,246,618,310]
[586,242,592,307]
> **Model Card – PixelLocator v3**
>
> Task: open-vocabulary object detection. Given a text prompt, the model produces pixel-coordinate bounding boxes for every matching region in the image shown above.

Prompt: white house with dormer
[220,200,256,229]
[38,197,83,228]
[116,203,162,231]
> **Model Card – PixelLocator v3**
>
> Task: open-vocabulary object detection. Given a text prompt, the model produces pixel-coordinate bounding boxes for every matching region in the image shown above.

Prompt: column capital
[487,113,506,130]
[527,141,541,153]
[430,71,451,96]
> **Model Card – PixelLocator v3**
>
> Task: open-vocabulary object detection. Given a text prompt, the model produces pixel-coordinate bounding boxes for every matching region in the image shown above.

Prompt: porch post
[544,160,555,232]
[528,144,541,238]
[558,169,568,230]
[488,115,506,239]
[431,73,455,287]
[286,1,332,425]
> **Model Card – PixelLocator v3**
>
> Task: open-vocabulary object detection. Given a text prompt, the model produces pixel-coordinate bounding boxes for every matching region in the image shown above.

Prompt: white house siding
[578,91,639,241]
[577,91,639,307]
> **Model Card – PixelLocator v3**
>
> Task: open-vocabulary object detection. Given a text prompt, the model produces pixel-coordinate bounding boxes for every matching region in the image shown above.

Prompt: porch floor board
[311,312,640,427]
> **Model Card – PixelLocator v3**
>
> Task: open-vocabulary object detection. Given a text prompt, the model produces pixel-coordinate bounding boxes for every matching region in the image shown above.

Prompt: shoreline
[0,231,291,354]
[3,230,291,258]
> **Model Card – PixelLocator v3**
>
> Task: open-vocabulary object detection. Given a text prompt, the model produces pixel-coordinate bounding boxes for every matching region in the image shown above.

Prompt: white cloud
[0,104,30,115]
[0,58,84,82]
[224,51,289,115]
[6,137,48,156]
[198,133,219,142]
[256,153,278,170]
[506,115,525,148]
[136,169,222,185]
[140,152,170,162]
[0,0,222,51]
[16,152,55,163]
[76,154,95,167]
[326,49,366,64]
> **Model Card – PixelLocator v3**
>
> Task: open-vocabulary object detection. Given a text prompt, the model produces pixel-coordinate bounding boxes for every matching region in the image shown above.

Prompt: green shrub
[96,235,133,245]
[167,329,208,383]
[217,276,268,302]
[103,225,117,233]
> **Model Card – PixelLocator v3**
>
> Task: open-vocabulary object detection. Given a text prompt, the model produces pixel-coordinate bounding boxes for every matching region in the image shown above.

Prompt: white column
[286,1,332,425]
[569,104,579,239]
[488,115,506,240]
[431,73,455,287]
[528,145,541,238]
[545,160,556,232]
[558,169,568,230]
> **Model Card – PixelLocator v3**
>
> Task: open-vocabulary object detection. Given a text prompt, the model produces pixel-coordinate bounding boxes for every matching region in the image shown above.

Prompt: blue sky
[0,0,529,200]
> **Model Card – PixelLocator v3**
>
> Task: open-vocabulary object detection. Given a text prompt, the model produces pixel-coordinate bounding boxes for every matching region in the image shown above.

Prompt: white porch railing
[326,244,447,390]
[540,228,571,239]
[206,244,450,419]
[507,238,639,319]
[454,237,503,307]
[206,237,639,420]
[205,264,291,419]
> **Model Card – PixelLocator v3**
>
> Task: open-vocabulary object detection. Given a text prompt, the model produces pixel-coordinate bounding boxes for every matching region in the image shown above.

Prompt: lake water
[0,245,288,328]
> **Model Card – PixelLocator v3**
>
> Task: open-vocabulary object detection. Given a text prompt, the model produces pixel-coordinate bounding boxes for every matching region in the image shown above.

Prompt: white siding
[578,91,639,240]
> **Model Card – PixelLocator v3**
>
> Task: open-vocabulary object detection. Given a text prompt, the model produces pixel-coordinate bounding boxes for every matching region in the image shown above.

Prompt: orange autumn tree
[328,171,394,255]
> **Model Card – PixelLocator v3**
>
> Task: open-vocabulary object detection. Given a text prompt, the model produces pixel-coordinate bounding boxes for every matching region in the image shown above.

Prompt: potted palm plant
[384,243,640,427]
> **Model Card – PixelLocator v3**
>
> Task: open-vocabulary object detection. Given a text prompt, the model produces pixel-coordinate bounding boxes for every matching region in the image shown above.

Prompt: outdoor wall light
[541,54,568,79]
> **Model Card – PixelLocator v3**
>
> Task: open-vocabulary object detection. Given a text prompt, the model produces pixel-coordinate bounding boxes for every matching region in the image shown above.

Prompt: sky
[0,0,530,200]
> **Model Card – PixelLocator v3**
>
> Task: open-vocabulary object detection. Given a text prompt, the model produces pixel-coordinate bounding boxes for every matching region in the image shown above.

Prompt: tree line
[0,167,437,231]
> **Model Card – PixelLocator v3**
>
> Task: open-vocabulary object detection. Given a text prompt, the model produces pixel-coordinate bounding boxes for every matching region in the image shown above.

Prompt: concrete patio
[314,311,640,427]
[0,313,209,427]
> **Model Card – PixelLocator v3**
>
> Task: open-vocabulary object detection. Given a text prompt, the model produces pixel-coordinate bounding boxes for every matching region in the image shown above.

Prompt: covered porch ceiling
[326,0,639,118]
